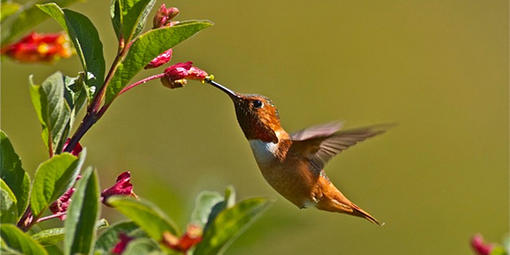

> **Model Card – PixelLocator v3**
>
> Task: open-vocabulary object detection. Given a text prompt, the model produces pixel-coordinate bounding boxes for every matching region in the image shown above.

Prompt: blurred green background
[1,0,508,254]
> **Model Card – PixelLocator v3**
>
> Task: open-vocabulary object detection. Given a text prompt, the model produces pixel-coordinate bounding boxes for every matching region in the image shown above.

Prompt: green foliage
[63,167,100,255]
[38,3,105,92]
[29,72,72,154]
[0,179,18,224]
[194,197,273,255]
[30,152,84,216]
[108,196,180,239]
[94,221,140,252]
[0,0,80,45]
[31,228,64,246]
[0,2,20,22]
[0,131,30,218]
[190,191,223,228]
[111,0,155,43]
[0,224,48,255]
[122,238,160,255]
[1,0,272,253]
[105,21,212,104]
[32,219,107,246]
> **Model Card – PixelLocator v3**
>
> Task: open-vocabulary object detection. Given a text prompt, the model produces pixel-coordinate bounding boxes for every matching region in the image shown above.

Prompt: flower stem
[36,212,66,223]
[118,73,165,95]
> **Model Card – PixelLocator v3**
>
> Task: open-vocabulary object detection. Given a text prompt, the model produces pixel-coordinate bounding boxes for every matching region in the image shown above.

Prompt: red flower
[101,171,137,206]
[62,138,82,156]
[471,234,494,255]
[49,175,81,220]
[1,32,72,62]
[161,224,203,252]
[153,4,180,28]
[112,233,134,254]
[145,48,173,69]
[161,62,208,89]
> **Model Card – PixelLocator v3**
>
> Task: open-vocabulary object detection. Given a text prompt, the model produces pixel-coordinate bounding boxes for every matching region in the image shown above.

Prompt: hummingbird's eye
[252,100,263,109]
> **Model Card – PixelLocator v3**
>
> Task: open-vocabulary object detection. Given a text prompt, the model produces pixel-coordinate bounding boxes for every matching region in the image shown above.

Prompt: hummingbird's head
[207,79,282,143]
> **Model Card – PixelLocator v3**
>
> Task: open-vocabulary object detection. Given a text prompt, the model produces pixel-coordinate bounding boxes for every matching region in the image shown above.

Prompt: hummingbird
[206,79,389,225]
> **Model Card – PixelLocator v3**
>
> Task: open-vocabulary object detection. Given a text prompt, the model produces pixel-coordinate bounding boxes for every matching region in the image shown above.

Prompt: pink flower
[112,233,133,254]
[49,175,81,220]
[153,4,180,28]
[161,62,208,89]
[1,32,72,62]
[471,234,494,255]
[161,224,203,252]
[62,138,83,156]
[101,171,137,206]
[145,48,173,69]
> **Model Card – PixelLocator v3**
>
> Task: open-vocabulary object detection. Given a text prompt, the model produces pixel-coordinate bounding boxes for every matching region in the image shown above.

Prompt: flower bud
[145,48,173,69]
[62,138,83,156]
[49,175,81,220]
[101,171,137,206]
[471,234,494,255]
[112,233,134,254]
[153,4,180,28]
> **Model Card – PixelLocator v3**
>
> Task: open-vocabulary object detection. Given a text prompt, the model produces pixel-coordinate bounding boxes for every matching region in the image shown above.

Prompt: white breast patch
[249,139,278,164]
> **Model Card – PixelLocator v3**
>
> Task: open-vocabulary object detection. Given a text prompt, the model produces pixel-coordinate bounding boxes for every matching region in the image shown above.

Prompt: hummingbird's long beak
[204,79,240,100]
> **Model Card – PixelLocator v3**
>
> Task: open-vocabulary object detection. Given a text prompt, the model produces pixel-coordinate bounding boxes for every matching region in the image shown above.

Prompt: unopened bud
[145,48,173,69]
[153,4,180,28]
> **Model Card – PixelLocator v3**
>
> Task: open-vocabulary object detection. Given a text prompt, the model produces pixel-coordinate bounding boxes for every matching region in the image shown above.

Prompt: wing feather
[290,123,392,171]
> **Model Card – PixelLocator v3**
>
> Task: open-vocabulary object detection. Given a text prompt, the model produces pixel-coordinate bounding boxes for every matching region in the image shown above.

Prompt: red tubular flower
[49,175,81,220]
[161,225,203,252]
[62,138,83,156]
[112,233,134,254]
[145,48,173,69]
[1,32,72,62]
[471,234,494,255]
[153,4,180,28]
[101,171,137,206]
[161,62,208,89]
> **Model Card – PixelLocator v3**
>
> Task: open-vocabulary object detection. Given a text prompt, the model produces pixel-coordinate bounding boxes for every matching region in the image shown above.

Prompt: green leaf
[108,197,179,240]
[0,131,30,218]
[122,238,159,255]
[31,228,64,246]
[203,186,236,232]
[64,167,100,255]
[1,0,80,45]
[33,219,108,246]
[0,2,20,22]
[190,191,223,228]
[37,4,105,92]
[490,247,507,255]
[0,179,18,224]
[29,72,72,154]
[0,224,48,255]
[30,151,85,216]
[94,221,139,252]
[194,198,272,255]
[105,20,212,104]
[111,0,156,43]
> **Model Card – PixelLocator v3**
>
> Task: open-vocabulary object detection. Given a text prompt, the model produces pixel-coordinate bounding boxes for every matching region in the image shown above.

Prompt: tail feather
[316,196,384,226]
[351,203,384,226]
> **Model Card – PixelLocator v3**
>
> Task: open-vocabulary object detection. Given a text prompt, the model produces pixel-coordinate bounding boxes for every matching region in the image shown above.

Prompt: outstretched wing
[290,123,392,171]
[291,121,344,141]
